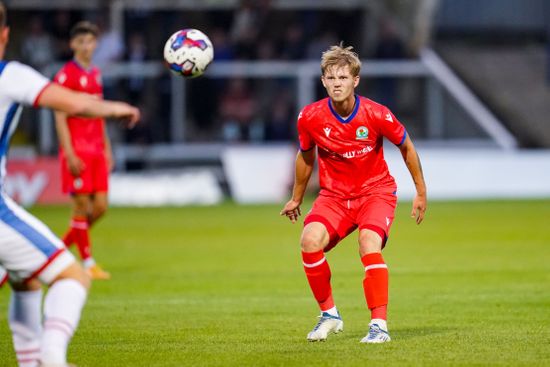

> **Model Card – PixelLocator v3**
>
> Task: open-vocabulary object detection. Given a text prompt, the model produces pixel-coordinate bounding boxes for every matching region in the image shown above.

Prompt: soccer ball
[163,29,214,78]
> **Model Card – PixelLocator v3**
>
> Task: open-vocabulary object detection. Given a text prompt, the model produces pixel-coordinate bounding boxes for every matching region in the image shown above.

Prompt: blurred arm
[398,135,427,224]
[280,149,316,223]
[37,83,140,127]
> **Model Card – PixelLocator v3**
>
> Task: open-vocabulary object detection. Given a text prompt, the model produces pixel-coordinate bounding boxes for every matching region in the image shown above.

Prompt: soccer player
[280,44,427,343]
[0,2,140,366]
[54,21,113,280]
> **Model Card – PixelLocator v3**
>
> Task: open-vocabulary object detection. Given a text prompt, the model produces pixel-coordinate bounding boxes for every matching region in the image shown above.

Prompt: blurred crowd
[8,2,412,148]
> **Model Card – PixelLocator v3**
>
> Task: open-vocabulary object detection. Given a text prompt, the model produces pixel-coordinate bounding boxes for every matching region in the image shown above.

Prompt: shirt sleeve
[378,106,407,146]
[0,62,50,106]
[297,109,315,151]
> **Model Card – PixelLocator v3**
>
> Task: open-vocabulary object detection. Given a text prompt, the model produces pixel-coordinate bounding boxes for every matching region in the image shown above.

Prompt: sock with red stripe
[41,279,87,365]
[9,289,43,367]
[361,252,389,320]
[70,217,93,264]
[302,250,335,313]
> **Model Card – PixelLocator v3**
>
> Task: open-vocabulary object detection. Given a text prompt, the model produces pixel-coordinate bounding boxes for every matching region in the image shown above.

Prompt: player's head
[321,43,361,103]
[0,1,10,55]
[69,21,98,62]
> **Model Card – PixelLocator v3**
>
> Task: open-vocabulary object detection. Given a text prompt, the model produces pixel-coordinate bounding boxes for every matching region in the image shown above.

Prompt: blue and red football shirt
[297,95,407,199]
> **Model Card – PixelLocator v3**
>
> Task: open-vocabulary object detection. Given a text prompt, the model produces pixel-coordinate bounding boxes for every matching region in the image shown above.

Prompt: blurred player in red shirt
[281,44,427,343]
[54,21,113,280]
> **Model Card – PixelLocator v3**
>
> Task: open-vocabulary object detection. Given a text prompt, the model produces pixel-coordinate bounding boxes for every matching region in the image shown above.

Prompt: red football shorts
[61,152,109,195]
[304,189,397,252]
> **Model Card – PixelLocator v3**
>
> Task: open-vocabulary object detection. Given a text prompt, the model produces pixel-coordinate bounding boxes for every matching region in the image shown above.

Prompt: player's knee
[358,230,383,256]
[300,232,324,252]
[53,262,91,290]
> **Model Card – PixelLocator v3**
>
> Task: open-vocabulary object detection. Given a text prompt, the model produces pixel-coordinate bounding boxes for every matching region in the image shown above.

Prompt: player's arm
[54,111,84,176]
[398,135,427,224]
[280,148,316,223]
[37,83,140,127]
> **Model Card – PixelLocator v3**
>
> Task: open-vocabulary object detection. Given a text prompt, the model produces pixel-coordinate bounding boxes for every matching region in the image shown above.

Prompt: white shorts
[0,191,75,285]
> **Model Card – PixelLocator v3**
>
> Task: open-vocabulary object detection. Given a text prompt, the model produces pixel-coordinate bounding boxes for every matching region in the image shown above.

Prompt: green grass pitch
[1,200,549,366]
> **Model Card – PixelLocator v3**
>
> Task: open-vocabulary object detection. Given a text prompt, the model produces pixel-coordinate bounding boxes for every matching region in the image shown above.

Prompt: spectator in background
[92,16,124,69]
[219,78,260,141]
[20,16,55,71]
[210,27,234,60]
[256,38,277,60]
[280,23,306,60]
[51,10,73,61]
[373,18,405,107]
[125,32,148,103]
[307,31,338,60]
[230,0,271,59]
[264,87,293,141]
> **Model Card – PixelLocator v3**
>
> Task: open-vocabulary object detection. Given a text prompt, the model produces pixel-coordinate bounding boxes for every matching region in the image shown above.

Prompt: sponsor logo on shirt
[385,113,393,122]
[356,126,368,140]
[80,76,88,87]
[324,127,331,137]
[342,145,373,159]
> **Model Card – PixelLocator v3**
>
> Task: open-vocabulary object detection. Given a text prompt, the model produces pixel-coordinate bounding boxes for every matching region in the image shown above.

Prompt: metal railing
[37,50,517,168]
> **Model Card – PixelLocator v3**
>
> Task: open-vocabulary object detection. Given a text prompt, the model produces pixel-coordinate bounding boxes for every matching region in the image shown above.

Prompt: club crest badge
[73,178,83,190]
[356,126,368,140]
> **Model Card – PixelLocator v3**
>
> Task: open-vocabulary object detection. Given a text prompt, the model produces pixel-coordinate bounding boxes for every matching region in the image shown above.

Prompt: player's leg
[67,194,95,267]
[301,196,355,341]
[80,155,111,280]
[41,262,89,366]
[0,192,89,366]
[84,192,110,280]
[301,221,344,341]
[356,192,397,344]
[301,222,334,312]
[88,191,108,226]
[8,279,43,367]
[358,228,391,343]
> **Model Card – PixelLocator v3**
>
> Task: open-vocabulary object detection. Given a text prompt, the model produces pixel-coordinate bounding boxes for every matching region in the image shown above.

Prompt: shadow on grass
[391,326,453,340]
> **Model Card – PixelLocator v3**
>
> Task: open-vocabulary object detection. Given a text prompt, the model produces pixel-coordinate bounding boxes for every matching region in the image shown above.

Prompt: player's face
[70,33,97,62]
[321,65,359,103]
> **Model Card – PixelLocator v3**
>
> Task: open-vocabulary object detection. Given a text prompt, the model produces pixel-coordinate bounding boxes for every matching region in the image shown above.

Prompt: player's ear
[321,75,326,88]
[353,75,360,88]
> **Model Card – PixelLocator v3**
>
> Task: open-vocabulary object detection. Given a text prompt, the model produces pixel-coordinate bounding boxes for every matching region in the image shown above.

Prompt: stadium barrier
[6,147,550,206]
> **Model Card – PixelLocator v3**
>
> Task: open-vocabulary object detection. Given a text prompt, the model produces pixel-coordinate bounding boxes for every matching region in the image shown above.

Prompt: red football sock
[361,252,388,320]
[70,217,92,261]
[62,227,74,247]
[302,250,334,311]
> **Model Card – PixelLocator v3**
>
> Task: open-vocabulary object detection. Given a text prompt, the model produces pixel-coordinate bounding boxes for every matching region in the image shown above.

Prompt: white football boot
[360,319,391,343]
[307,312,344,341]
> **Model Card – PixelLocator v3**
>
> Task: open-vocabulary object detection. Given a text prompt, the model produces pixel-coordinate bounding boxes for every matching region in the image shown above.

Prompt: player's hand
[113,103,140,129]
[67,154,85,177]
[411,193,427,224]
[280,199,302,224]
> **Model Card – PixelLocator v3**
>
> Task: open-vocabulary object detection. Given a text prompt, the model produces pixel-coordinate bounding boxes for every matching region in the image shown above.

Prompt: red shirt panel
[297,96,406,199]
[54,60,105,155]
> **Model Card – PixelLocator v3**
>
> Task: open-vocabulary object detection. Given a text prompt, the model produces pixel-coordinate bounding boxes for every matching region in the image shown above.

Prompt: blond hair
[321,43,361,77]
